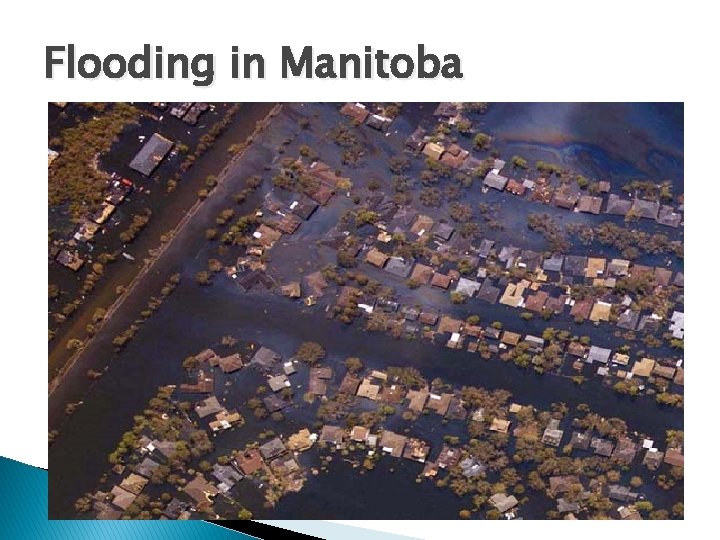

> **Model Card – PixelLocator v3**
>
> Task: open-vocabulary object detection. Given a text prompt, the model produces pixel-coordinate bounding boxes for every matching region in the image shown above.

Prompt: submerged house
[129,133,174,177]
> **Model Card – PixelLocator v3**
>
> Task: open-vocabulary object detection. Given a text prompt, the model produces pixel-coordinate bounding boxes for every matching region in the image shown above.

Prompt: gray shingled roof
[129,133,173,176]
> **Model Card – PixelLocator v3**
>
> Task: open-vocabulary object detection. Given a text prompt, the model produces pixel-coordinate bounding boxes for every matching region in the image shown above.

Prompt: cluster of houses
[151,102,211,126]
[53,173,135,271]
[339,102,395,132]
[227,158,352,295]
[91,419,220,520]
[406,103,683,229]
[476,160,683,229]
[358,219,684,330]
[90,332,684,520]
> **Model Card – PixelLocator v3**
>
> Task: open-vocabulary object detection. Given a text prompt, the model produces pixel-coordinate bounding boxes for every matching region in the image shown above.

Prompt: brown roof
[419,311,439,325]
[577,195,603,214]
[570,298,593,320]
[235,449,264,475]
[254,224,282,247]
[431,272,451,289]
[339,102,370,123]
[410,263,435,284]
[410,215,434,235]
[525,290,549,313]
[664,448,684,468]
[217,353,243,374]
[426,393,453,416]
[406,389,429,412]
[501,331,521,346]
[338,372,361,394]
[366,248,390,268]
[438,316,462,334]
[506,179,526,196]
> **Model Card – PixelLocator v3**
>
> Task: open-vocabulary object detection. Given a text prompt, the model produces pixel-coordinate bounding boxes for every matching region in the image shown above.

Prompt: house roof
[577,195,603,214]
[410,214,434,235]
[543,254,564,273]
[385,257,414,278]
[589,301,612,322]
[430,272,451,289]
[564,255,588,276]
[617,309,640,330]
[489,493,518,513]
[195,396,225,419]
[356,378,381,400]
[484,171,508,191]
[217,353,243,374]
[406,389,429,412]
[525,290,549,313]
[631,198,660,219]
[380,430,407,458]
[455,277,481,297]
[259,437,286,460]
[184,474,220,505]
[426,393,453,416]
[585,257,606,278]
[339,102,370,123]
[402,437,430,462]
[268,374,290,392]
[606,194,632,215]
[422,142,445,161]
[490,418,511,433]
[587,345,612,364]
[433,222,455,241]
[129,133,173,176]
[631,357,656,377]
[477,279,501,304]
[438,316,463,334]
[319,425,345,445]
[657,205,682,227]
[410,263,435,284]
[235,449,264,475]
[249,346,281,371]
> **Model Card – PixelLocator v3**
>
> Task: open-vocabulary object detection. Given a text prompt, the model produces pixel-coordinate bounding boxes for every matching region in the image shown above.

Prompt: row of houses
[403,111,683,228]
[339,102,394,132]
[54,174,135,271]
[354,212,684,338]
[154,102,211,126]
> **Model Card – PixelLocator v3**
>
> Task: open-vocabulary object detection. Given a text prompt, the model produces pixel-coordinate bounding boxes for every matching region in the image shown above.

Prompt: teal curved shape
[0,456,258,539]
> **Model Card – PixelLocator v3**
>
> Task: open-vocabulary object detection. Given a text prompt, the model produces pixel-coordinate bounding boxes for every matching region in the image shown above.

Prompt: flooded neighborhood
[48,102,684,521]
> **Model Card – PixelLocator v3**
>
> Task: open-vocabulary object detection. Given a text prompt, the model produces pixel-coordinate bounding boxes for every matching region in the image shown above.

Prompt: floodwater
[48,102,683,519]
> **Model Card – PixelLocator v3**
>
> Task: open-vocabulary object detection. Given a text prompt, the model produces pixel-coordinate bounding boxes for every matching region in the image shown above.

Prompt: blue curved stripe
[0,456,258,539]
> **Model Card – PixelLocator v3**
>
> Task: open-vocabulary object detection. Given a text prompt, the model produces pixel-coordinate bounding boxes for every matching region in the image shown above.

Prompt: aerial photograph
[48,102,684,521]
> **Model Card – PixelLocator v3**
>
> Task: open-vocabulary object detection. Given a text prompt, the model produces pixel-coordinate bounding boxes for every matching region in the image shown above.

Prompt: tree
[512,155,528,169]
[237,508,253,520]
[344,357,363,373]
[458,509,472,519]
[473,133,491,150]
[195,271,212,285]
[296,342,326,365]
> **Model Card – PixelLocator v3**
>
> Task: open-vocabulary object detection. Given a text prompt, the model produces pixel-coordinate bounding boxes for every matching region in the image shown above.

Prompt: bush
[473,133,491,150]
